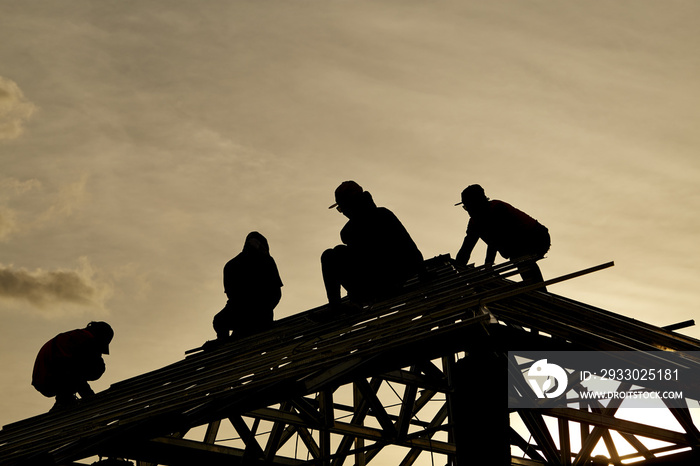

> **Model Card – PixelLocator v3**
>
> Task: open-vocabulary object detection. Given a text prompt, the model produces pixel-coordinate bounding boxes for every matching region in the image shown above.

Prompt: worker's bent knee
[322,246,349,267]
[321,248,336,264]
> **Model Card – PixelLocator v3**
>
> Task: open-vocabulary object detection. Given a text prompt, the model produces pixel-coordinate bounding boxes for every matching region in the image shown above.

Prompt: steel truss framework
[129,361,460,466]
[1,255,700,465]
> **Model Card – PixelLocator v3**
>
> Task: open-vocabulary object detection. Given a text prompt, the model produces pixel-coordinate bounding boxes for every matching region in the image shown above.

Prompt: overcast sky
[1,0,699,438]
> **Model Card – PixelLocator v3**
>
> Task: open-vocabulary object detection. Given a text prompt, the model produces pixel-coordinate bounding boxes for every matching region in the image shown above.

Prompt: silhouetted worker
[212,231,283,341]
[322,181,424,306]
[32,321,114,410]
[455,184,550,287]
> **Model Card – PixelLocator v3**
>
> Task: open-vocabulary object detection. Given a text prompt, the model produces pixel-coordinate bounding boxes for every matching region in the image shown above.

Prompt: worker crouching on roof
[322,181,424,307]
[32,321,114,410]
[455,184,550,288]
[212,231,283,341]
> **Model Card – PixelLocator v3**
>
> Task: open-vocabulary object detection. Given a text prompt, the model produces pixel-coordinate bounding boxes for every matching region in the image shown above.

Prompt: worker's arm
[456,233,478,265]
[485,244,497,265]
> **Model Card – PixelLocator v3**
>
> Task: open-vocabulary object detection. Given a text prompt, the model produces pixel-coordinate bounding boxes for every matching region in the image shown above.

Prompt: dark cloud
[0,259,111,310]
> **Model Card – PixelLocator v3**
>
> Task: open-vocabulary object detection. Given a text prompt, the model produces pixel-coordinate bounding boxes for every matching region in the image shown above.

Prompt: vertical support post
[449,350,510,466]
[559,418,571,466]
[354,382,366,466]
[319,389,333,466]
[443,355,456,466]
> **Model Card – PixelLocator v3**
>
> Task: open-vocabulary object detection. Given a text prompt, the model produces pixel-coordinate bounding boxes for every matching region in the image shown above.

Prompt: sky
[1,0,699,443]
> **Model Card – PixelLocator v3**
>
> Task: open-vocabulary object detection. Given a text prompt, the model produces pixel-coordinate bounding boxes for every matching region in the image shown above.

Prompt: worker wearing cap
[456,184,550,286]
[32,321,114,410]
[322,181,423,306]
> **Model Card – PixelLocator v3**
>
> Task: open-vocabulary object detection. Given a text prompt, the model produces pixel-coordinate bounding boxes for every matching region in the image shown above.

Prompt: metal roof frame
[2,255,699,465]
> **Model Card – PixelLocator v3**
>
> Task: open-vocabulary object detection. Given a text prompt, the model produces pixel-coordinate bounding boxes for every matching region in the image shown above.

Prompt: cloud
[0,257,112,312]
[0,76,37,140]
[0,178,41,198]
[0,178,42,241]
[0,176,89,241]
